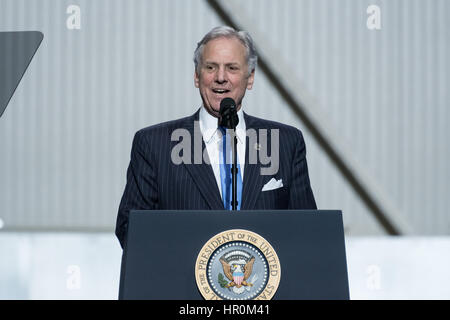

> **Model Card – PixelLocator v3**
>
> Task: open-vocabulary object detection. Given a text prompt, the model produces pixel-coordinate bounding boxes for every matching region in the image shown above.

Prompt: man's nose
[215,66,227,84]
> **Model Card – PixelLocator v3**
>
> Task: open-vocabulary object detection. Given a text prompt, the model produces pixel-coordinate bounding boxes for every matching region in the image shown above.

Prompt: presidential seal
[195,229,281,300]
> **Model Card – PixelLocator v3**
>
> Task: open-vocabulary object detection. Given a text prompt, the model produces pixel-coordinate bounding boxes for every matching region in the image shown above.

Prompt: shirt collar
[199,105,246,144]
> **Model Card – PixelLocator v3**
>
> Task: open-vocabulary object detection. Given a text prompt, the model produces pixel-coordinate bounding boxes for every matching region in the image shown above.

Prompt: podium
[119,210,349,300]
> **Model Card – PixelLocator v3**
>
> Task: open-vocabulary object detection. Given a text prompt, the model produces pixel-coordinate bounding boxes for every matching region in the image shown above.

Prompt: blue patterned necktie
[218,126,242,210]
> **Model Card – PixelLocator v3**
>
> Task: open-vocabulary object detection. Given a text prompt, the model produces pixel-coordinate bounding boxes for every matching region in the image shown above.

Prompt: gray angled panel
[0,31,43,118]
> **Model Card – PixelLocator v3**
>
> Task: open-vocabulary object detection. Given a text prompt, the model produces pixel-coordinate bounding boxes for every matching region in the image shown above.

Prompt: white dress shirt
[199,106,246,198]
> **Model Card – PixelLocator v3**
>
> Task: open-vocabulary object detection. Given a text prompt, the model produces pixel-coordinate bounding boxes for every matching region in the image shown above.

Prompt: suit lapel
[241,113,266,210]
[173,110,269,210]
[174,109,224,210]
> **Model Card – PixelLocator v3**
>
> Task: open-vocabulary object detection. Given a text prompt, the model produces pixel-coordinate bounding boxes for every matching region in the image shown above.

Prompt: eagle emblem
[218,250,256,294]
[195,229,281,300]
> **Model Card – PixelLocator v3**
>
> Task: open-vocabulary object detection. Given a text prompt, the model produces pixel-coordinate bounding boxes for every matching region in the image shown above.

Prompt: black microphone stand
[219,102,239,211]
[230,117,238,211]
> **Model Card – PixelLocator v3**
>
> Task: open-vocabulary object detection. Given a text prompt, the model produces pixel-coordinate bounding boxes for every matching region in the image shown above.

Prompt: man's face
[194,36,255,118]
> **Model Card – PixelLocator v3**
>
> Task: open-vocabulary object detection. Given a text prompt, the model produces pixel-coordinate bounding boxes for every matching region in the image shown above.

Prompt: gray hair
[193,26,258,76]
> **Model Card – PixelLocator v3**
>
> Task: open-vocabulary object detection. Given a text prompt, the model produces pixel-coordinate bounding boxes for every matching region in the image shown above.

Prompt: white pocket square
[261,178,283,192]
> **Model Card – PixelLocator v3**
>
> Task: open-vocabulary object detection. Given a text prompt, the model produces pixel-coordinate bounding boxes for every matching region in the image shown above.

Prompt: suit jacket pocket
[257,186,289,209]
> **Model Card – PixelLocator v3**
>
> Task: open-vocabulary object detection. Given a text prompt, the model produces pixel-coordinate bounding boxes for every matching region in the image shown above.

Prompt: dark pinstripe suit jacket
[116,109,316,248]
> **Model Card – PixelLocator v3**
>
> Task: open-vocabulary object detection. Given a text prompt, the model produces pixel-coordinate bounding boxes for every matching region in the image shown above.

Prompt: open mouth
[212,88,230,95]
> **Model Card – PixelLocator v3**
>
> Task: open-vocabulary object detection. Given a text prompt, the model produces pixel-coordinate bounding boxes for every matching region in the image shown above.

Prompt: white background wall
[0,0,449,299]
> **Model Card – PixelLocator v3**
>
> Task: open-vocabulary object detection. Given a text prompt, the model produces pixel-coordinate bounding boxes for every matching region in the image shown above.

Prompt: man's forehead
[202,37,247,65]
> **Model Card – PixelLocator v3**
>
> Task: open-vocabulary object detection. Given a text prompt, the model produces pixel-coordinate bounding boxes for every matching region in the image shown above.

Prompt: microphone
[219,97,239,129]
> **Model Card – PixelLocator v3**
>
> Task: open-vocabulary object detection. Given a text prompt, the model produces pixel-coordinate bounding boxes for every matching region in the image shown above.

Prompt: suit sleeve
[288,129,317,210]
[115,130,159,249]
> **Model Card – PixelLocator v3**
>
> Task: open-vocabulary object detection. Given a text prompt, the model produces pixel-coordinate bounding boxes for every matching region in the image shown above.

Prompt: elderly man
[115,26,316,249]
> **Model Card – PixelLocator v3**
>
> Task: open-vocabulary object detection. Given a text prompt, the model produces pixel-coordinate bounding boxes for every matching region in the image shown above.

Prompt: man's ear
[194,71,200,88]
[246,69,255,90]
